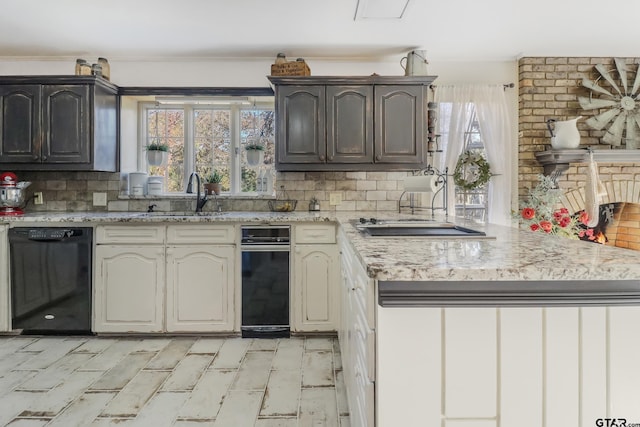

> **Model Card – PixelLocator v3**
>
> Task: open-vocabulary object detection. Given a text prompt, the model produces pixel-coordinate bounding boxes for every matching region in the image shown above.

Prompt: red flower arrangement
[515,175,589,239]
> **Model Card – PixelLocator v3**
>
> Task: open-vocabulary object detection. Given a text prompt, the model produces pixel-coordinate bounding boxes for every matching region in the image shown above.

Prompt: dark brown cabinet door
[42,85,90,164]
[0,76,118,171]
[0,85,41,163]
[374,85,425,164]
[276,85,326,164]
[327,86,373,164]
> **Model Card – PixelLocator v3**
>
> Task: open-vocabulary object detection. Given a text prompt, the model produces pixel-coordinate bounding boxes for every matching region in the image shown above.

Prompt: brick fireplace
[518,56,640,250]
[560,176,640,250]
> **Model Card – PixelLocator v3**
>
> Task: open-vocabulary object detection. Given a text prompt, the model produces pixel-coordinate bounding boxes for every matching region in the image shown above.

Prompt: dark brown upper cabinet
[268,75,436,171]
[0,76,118,171]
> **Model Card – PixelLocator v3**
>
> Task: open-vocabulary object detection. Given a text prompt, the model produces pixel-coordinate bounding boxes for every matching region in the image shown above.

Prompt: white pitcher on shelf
[546,116,582,149]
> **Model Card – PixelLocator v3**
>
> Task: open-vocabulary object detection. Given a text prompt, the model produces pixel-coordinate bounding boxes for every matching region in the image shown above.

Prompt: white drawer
[96,225,165,244]
[353,262,375,329]
[167,224,235,244]
[352,290,376,382]
[354,349,375,427]
[295,224,336,244]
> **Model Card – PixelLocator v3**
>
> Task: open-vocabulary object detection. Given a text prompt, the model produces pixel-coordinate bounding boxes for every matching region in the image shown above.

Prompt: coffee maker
[0,172,31,216]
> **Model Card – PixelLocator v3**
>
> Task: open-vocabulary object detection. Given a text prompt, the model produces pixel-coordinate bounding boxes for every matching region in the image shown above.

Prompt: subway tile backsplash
[15,170,414,213]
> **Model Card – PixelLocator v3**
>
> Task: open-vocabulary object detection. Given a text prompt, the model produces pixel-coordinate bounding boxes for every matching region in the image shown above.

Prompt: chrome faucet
[186,172,208,213]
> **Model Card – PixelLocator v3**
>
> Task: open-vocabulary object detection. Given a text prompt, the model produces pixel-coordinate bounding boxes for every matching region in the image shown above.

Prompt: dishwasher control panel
[27,228,81,240]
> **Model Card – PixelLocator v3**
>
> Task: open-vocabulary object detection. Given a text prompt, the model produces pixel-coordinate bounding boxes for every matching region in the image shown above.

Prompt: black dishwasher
[8,227,93,335]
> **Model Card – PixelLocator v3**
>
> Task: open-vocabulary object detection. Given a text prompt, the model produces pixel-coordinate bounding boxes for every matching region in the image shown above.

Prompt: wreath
[453,151,492,191]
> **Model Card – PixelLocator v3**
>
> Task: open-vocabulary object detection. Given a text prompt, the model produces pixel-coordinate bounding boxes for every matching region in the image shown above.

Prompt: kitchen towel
[584,151,607,227]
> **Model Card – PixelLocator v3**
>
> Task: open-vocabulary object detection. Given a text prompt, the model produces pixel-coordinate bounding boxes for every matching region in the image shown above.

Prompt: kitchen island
[337,216,640,427]
[2,211,640,427]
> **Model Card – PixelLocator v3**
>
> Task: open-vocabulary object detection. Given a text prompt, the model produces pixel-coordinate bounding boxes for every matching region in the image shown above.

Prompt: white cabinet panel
[500,308,543,427]
[544,308,579,427]
[377,307,441,427]
[93,245,164,333]
[167,225,235,244]
[293,244,339,332]
[166,246,235,332]
[609,307,640,419]
[0,225,8,331]
[96,225,164,244]
[444,308,497,419]
[294,224,336,244]
[580,307,607,425]
[444,421,496,427]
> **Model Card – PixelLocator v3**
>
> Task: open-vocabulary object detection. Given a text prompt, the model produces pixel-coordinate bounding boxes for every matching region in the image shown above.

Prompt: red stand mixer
[0,172,31,216]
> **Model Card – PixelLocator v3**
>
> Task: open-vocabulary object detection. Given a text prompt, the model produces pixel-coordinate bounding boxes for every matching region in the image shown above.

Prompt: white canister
[129,172,148,195]
[147,176,163,195]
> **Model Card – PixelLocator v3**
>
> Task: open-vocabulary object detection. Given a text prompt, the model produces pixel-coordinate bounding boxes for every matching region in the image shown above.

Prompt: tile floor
[0,336,349,427]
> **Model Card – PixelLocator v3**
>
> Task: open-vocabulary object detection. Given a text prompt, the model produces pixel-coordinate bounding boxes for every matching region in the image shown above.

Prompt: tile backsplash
[14,170,415,213]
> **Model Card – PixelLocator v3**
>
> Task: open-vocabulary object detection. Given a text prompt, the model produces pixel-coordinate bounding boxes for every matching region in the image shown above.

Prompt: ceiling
[1,0,639,62]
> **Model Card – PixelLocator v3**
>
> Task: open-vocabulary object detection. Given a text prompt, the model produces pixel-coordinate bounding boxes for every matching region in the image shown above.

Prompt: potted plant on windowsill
[145,142,169,166]
[204,170,223,195]
[245,142,265,167]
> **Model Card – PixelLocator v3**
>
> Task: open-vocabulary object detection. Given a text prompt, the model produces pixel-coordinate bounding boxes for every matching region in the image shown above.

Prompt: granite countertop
[335,214,640,282]
[1,211,334,224]
[3,210,640,287]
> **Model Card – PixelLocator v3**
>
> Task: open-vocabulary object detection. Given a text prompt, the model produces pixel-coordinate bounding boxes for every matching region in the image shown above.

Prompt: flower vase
[204,183,221,195]
[246,150,264,167]
[147,150,167,166]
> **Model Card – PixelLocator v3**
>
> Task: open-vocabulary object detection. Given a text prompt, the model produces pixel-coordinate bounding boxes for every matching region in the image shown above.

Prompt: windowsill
[118,192,276,200]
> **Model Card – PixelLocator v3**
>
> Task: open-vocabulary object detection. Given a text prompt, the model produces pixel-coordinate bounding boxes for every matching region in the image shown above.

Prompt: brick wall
[518,57,640,197]
[617,203,640,250]
[518,56,640,250]
[15,170,413,213]
[277,171,411,212]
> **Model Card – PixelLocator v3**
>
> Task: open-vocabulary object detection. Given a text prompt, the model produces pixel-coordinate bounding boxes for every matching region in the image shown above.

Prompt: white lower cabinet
[376,306,640,427]
[0,224,9,332]
[339,228,375,427]
[93,224,236,333]
[292,224,339,332]
[93,245,164,333]
[166,245,235,332]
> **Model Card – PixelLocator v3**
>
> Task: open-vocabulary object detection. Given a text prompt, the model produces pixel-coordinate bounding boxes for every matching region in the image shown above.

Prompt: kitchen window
[139,99,275,194]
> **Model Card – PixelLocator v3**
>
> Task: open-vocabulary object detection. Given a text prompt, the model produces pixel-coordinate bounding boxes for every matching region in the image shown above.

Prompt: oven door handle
[241,245,290,252]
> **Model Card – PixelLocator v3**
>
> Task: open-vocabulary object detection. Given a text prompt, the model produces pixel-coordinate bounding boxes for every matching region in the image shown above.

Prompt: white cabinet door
[293,244,339,332]
[0,225,8,331]
[93,245,164,333]
[166,245,235,332]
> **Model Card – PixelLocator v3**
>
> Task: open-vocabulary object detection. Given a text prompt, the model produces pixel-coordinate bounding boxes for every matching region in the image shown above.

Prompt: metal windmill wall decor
[579,58,640,149]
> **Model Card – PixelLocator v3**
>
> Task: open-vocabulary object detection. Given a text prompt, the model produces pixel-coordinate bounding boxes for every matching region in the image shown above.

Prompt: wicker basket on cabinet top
[270,60,311,76]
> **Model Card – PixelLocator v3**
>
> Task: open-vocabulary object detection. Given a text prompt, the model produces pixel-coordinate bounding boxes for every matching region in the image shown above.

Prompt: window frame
[137,99,274,195]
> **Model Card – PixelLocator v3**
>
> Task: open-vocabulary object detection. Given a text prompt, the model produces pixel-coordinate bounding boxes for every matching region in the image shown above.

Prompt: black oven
[240,225,290,338]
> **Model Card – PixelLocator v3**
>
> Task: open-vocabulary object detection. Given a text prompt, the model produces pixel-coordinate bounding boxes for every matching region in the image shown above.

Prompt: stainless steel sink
[354,219,492,238]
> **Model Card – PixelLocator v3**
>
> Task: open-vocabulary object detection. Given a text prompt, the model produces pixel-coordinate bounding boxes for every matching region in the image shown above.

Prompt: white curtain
[434,85,513,226]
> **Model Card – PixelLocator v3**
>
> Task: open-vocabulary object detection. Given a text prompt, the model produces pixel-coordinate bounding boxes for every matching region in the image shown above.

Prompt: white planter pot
[246,150,264,167]
[146,150,167,166]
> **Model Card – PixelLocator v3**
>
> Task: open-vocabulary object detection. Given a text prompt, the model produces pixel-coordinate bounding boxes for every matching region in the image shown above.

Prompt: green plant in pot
[204,170,223,195]
[245,142,265,167]
[145,142,169,166]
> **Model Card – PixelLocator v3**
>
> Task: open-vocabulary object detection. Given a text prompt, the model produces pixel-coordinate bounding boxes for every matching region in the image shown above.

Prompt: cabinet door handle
[328,155,334,161]
[42,155,47,161]
[33,155,39,161]
[376,155,382,161]
[319,155,325,161]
